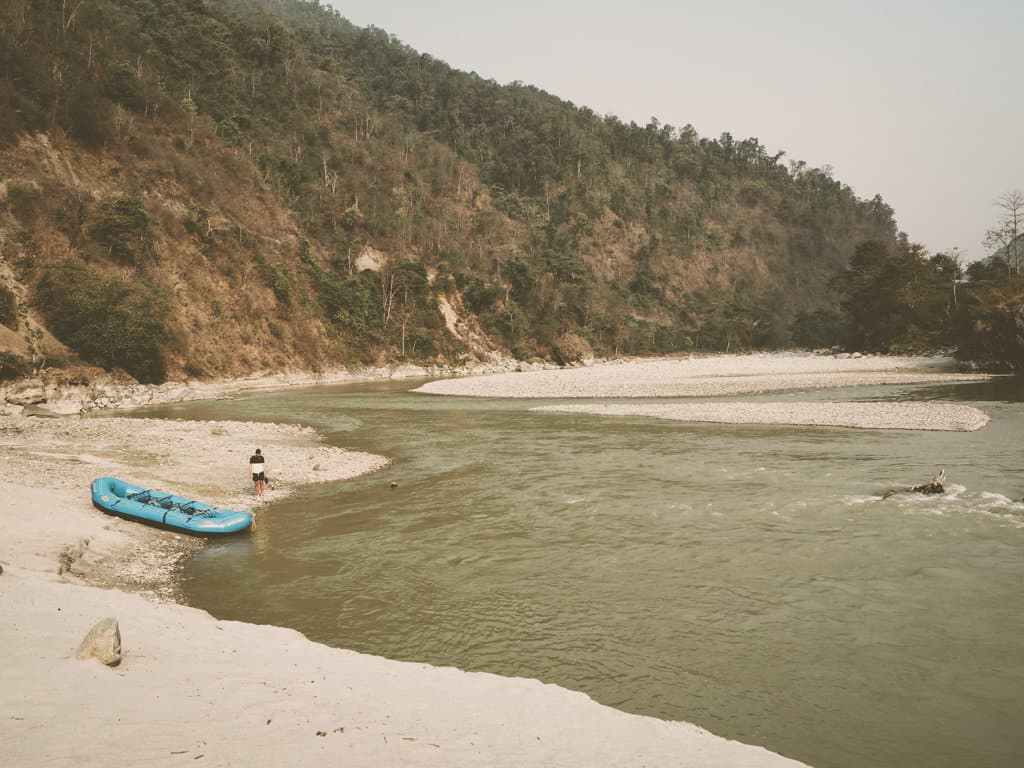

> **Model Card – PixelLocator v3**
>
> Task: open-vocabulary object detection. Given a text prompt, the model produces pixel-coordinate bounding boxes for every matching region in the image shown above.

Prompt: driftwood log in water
[883,469,946,499]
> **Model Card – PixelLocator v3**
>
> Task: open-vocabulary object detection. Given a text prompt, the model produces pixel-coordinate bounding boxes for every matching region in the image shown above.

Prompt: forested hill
[0,0,904,383]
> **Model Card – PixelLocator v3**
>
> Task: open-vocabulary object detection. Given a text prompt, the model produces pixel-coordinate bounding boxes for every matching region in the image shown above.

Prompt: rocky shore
[0,354,557,417]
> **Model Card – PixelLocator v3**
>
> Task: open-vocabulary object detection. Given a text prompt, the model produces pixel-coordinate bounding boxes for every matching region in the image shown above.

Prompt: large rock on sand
[4,379,46,405]
[75,617,122,666]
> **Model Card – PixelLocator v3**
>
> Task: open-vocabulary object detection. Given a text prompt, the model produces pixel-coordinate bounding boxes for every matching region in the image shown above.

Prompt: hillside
[0,0,904,383]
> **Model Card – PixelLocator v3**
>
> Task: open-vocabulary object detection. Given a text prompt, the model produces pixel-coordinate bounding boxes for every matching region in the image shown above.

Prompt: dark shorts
[252,472,266,482]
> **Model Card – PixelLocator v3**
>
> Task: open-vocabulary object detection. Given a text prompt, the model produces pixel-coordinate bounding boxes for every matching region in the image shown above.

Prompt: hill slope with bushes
[0,0,931,383]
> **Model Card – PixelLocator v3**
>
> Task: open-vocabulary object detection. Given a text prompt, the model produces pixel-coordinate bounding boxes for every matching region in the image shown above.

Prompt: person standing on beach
[249,448,268,499]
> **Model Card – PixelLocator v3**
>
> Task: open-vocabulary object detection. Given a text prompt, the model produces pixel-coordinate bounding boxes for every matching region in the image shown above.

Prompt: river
[140,376,1024,768]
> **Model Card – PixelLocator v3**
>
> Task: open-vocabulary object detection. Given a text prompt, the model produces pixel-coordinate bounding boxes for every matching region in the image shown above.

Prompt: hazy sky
[327,0,1022,261]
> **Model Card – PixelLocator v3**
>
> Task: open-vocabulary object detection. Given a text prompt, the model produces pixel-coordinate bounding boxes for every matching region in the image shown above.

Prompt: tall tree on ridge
[982,189,1024,281]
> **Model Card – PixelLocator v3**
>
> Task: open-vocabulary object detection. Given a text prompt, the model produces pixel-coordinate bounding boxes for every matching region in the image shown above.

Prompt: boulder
[5,379,46,405]
[75,617,122,666]
[32,388,88,415]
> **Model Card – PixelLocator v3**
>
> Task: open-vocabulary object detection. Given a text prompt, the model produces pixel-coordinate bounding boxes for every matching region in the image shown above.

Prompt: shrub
[5,181,42,224]
[255,255,293,307]
[89,196,154,266]
[62,80,111,148]
[953,295,1024,371]
[332,272,381,343]
[792,309,848,350]
[0,283,17,328]
[0,351,30,381]
[463,278,499,313]
[34,261,170,382]
[103,62,143,111]
[552,332,593,365]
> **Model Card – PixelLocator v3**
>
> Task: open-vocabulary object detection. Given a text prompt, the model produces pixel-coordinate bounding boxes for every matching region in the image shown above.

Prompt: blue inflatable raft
[91,477,253,535]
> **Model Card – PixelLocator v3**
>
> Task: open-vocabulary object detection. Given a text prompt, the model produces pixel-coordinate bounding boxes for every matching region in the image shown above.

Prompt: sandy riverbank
[0,416,389,598]
[0,388,811,767]
[2,351,993,767]
[416,352,993,431]
[414,351,990,400]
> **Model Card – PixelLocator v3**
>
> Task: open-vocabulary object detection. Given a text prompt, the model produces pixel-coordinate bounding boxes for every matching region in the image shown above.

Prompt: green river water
[140,377,1024,768]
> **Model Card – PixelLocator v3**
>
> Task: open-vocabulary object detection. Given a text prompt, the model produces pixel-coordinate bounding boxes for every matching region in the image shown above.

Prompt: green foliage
[340,206,362,231]
[952,292,1024,371]
[609,185,639,223]
[834,240,953,352]
[333,272,382,344]
[216,114,250,146]
[301,248,345,317]
[501,258,536,305]
[614,317,692,355]
[34,262,170,383]
[792,309,848,349]
[0,351,30,381]
[463,279,500,314]
[89,196,154,266]
[824,238,1024,369]
[260,152,312,199]
[0,283,18,329]
[103,62,144,111]
[255,255,294,307]
[629,247,659,303]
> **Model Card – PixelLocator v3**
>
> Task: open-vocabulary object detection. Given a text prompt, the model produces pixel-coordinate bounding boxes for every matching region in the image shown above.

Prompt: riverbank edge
[1,349,988,417]
[0,351,557,416]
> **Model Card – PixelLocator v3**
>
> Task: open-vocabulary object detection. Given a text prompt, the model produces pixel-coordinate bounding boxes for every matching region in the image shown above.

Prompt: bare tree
[380,269,397,328]
[983,189,1024,281]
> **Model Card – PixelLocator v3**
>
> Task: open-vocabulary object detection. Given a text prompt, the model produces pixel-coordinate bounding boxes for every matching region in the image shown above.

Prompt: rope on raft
[126,490,217,516]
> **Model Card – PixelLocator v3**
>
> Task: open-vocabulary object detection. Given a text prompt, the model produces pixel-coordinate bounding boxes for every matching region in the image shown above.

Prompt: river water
[142,376,1024,768]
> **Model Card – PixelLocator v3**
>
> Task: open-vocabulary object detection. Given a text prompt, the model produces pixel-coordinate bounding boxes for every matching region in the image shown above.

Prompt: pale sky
[327,0,1023,262]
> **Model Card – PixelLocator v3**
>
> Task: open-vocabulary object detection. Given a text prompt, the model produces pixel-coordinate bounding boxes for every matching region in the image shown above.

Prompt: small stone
[75,617,122,666]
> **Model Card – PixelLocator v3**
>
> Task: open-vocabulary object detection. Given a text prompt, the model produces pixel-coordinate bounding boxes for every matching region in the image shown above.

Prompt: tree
[982,189,1024,281]
[35,262,170,382]
[836,240,951,352]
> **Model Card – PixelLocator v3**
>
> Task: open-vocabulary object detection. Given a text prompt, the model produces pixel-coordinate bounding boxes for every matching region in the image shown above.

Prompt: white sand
[414,352,989,400]
[415,352,992,432]
[0,408,810,767]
